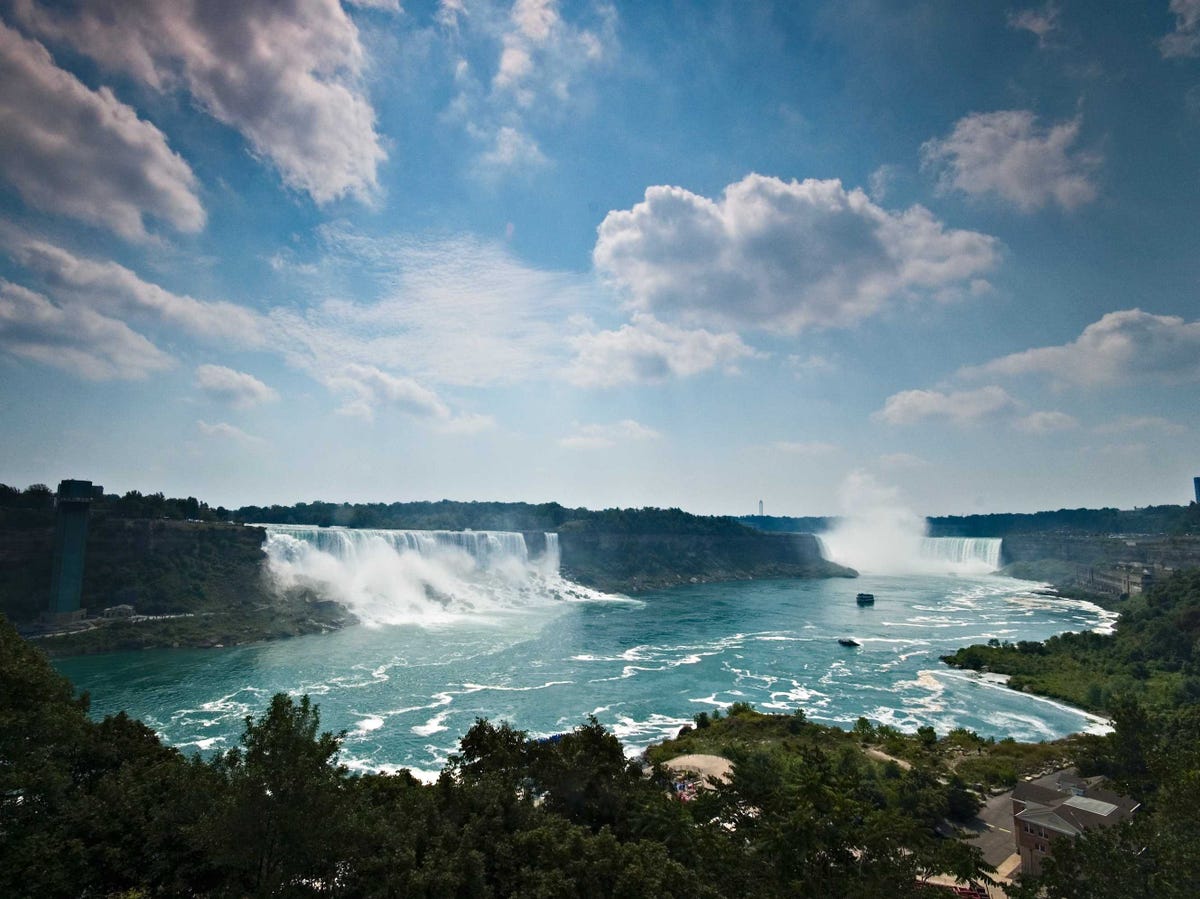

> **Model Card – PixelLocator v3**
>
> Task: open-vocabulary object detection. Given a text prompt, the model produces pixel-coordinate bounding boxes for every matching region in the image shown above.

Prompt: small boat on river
[837,638,861,647]
[856,592,875,606]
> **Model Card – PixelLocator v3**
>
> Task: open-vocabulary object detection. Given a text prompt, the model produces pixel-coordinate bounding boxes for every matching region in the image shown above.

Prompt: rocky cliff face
[557,531,855,593]
[0,519,274,623]
[1002,534,1200,569]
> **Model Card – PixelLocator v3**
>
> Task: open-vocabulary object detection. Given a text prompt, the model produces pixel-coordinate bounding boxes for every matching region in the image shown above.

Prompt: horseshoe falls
[918,537,1003,573]
[58,525,1113,780]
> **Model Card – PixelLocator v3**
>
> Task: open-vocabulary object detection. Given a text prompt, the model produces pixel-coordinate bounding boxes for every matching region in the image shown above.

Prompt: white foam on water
[412,711,451,736]
[261,524,621,627]
[177,736,225,751]
[458,680,573,693]
[609,712,693,752]
[353,715,385,735]
[935,668,1112,734]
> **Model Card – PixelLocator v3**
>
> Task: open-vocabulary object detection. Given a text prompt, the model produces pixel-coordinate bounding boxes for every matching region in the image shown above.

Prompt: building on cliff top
[1012,773,1139,877]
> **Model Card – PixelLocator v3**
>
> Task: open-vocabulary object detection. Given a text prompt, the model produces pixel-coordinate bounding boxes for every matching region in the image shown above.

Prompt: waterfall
[262,524,530,564]
[259,525,597,626]
[918,537,1002,572]
[543,532,561,574]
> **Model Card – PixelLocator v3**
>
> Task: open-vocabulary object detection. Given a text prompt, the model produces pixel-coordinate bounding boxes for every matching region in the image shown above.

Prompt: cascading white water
[817,473,1004,575]
[260,525,598,627]
[542,532,561,575]
[919,537,1002,572]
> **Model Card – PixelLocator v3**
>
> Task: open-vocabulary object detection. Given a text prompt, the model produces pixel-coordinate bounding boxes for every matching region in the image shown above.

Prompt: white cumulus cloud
[593,174,999,333]
[440,0,616,174]
[0,21,204,241]
[1161,0,1200,58]
[15,0,385,204]
[558,419,660,450]
[4,236,263,345]
[874,386,1017,425]
[1008,3,1060,47]
[922,110,1100,212]
[0,279,171,380]
[195,365,279,410]
[961,309,1200,387]
[326,363,493,433]
[567,314,760,387]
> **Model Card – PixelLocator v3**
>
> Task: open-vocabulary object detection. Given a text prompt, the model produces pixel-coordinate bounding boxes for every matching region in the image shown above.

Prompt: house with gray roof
[1011,772,1140,876]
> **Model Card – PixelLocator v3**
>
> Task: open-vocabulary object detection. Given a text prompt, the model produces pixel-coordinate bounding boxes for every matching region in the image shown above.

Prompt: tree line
[2,483,753,536]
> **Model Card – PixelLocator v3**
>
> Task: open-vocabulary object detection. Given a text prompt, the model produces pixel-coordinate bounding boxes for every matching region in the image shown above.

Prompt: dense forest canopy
[926,504,1200,537]
[0,483,753,536]
[6,482,1197,536]
[742,506,1200,537]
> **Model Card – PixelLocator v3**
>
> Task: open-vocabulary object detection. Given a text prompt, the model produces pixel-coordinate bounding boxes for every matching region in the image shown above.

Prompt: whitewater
[56,525,1115,779]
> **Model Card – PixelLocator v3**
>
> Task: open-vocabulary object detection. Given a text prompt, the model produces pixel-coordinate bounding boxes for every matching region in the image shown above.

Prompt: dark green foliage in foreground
[1007,702,1200,899]
[936,569,1200,896]
[943,569,1200,714]
[2,615,992,898]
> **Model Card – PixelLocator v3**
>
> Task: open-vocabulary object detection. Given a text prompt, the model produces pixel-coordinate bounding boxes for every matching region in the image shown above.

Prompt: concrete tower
[758,499,764,516]
[48,479,102,620]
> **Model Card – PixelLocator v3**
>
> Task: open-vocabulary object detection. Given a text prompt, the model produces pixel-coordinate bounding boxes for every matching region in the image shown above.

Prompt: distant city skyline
[1,1,1198,517]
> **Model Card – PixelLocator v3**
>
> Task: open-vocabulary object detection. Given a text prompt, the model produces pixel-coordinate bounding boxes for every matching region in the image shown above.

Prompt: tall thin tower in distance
[758,499,764,516]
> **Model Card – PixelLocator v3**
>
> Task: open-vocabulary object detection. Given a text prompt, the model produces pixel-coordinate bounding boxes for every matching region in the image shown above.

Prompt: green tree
[210,694,349,896]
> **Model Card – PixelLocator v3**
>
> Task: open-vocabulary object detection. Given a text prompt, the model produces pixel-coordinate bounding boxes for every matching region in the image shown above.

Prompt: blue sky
[1,0,1198,516]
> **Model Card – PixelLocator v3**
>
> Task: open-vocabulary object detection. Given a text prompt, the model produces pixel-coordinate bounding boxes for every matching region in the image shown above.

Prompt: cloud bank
[567,314,758,387]
[922,111,1099,212]
[874,385,1017,425]
[962,309,1200,387]
[0,22,204,241]
[15,0,385,204]
[0,279,171,380]
[195,365,279,409]
[593,174,999,333]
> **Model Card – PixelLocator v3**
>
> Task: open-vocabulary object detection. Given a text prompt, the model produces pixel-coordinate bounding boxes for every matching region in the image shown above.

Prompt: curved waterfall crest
[262,524,534,566]
[259,524,611,627]
[919,537,1002,570]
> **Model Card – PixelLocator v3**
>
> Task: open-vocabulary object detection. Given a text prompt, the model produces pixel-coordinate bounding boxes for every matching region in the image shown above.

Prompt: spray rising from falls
[818,473,1003,575]
[261,525,602,627]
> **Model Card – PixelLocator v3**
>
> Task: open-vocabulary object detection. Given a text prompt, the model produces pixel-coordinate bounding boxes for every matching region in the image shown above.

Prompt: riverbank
[25,593,354,658]
[943,568,1200,716]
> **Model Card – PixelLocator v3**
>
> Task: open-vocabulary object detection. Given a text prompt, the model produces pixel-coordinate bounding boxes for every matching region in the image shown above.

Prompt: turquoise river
[54,527,1114,780]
